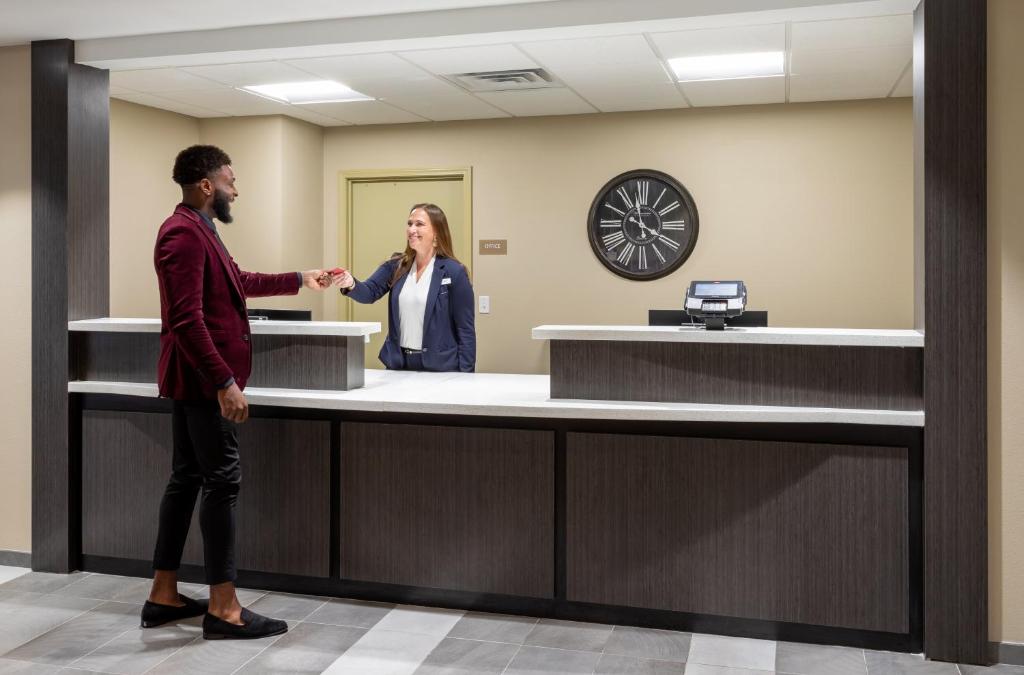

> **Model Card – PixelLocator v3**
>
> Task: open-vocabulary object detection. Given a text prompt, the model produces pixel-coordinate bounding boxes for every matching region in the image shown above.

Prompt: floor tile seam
[226,630,290,675]
[47,573,99,596]
[523,642,613,655]
[138,633,204,675]
[292,599,330,622]
[600,651,690,666]
[685,654,777,671]
[301,617,386,630]
[441,635,532,647]
[319,625,451,675]
[0,596,106,660]
[67,623,140,670]
[498,643,524,675]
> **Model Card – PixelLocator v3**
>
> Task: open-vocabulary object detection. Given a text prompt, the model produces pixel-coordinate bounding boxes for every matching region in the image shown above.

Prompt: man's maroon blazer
[154,204,300,401]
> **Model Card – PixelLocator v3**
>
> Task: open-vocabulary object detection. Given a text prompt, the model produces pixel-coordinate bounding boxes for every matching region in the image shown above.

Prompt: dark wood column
[31,39,109,572]
[916,0,988,665]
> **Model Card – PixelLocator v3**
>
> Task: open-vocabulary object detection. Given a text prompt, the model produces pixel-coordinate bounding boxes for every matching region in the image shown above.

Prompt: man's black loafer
[202,607,288,640]
[140,594,209,628]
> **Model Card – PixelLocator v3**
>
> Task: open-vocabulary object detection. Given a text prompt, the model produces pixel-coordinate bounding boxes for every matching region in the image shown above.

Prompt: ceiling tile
[109,68,225,93]
[518,35,669,83]
[789,73,896,102]
[891,65,912,97]
[650,24,785,60]
[791,15,913,52]
[790,46,910,102]
[375,91,510,121]
[680,76,785,107]
[282,107,351,127]
[285,53,429,83]
[302,100,428,125]
[156,88,293,116]
[182,61,317,87]
[790,45,910,77]
[475,88,596,117]
[576,83,687,113]
[111,92,229,118]
[109,84,139,96]
[400,44,538,75]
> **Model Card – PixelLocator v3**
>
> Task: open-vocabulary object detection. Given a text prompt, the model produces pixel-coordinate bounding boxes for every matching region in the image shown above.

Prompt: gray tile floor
[0,567,1020,675]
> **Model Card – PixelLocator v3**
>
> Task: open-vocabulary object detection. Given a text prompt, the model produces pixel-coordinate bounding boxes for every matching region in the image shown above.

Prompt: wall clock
[587,169,699,281]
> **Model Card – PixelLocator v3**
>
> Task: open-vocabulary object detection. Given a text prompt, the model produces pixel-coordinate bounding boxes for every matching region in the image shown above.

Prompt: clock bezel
[586,168,700,282]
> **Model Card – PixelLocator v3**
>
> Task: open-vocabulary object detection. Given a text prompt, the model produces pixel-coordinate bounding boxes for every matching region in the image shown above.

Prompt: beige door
[343,174,471,367]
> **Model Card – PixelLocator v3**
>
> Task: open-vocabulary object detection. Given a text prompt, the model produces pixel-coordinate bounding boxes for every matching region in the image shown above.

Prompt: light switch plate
[479,295,490,314]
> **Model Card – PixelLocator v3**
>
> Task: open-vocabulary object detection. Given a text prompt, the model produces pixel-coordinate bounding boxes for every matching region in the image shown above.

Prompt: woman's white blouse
[398,256,435,350]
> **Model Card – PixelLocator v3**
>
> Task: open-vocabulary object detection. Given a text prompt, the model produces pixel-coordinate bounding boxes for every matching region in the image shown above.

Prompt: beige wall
[988,0,1024,645]
[0,45,32,553]
[109,110,325,319]
[109,99,199,317]
[323,99,913,374]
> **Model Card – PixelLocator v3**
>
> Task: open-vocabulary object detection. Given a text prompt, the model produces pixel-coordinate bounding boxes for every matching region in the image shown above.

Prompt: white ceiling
[107,11,913,126]
[2,0,916,126]
[0,0,561,45]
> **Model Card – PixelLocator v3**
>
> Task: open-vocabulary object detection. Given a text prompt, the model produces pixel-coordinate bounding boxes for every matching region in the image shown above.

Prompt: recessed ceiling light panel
[669,51,785,82]
[241,80,372,104]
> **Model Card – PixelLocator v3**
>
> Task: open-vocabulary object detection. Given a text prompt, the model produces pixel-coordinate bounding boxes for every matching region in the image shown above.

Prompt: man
[141,145,332,639]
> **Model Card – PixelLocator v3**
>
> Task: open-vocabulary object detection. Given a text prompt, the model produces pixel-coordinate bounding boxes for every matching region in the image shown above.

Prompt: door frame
[338,168,473,321]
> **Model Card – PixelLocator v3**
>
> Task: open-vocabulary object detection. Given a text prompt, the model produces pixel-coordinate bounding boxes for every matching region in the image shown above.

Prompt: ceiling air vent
[444,68,563,92]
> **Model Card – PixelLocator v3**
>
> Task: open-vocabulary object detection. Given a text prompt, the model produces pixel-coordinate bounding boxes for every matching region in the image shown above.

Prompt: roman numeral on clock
[617,242,636,266]
[651,187,667,210]
[662,220,686,230]
[638,245,648,270]
[603,231,626,250]
[651,242,666,263]
[600,219,621,227]
[604,203,626,216]
[616,187,634,209]
[659,201,680,217]
[658,234,680,251]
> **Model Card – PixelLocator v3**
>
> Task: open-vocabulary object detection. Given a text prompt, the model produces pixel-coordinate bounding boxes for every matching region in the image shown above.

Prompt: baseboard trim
[991,641,1024,666]
[0,550,31,567]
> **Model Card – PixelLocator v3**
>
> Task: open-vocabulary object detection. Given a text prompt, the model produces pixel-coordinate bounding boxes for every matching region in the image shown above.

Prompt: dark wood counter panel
[73,393,922,654]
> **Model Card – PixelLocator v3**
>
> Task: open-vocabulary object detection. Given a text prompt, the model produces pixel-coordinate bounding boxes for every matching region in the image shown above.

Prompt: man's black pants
[152,400,240,586]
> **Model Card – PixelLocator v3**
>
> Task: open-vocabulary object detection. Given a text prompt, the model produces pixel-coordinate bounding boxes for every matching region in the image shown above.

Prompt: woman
[336,203,476,372]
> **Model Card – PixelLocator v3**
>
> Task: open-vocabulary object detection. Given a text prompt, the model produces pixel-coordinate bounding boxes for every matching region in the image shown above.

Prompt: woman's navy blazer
[344,256,476,372]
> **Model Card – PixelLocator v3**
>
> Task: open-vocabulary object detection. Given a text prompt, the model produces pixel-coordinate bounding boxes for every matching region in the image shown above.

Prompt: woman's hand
[335,269,355,290]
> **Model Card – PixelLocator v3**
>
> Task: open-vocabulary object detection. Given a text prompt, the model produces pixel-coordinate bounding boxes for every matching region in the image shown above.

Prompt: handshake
[301,268,348,290]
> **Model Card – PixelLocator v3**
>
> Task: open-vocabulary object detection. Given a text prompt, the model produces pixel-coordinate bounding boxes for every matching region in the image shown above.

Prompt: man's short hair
[172,145,232,186]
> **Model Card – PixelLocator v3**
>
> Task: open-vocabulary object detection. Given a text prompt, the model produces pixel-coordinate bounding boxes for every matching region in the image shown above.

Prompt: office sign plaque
[479,239,508,255]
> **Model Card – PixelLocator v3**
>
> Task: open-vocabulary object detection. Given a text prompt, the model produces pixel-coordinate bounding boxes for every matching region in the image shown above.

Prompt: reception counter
[65,321,924,653]
[534,325,924,410]
[69,318,380,390]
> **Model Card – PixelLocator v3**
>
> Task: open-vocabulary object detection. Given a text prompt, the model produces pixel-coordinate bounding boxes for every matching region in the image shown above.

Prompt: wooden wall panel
[567,432,909,634]
[341,422,554,597]
[70,332,364,390]
[551,341,922,411]
[81,410,331,577]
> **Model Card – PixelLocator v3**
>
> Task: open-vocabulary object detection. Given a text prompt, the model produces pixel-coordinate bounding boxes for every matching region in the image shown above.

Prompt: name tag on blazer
[441,277,452,285]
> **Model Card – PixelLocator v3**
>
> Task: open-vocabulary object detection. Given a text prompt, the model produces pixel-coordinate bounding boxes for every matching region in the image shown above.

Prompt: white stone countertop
[68,317,381,337]
[532,325,924,348]
[69,370,924,427]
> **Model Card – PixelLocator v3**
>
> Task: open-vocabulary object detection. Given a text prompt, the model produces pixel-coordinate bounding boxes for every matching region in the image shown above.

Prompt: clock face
[587,169,699,281]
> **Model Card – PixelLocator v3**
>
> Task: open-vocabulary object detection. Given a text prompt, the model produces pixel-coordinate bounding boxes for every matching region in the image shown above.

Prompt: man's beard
[212,189,233,223]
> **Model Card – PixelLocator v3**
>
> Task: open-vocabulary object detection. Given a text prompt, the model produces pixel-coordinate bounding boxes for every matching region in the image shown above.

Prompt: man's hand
[217,382,249,423]
[302,269,336,290]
